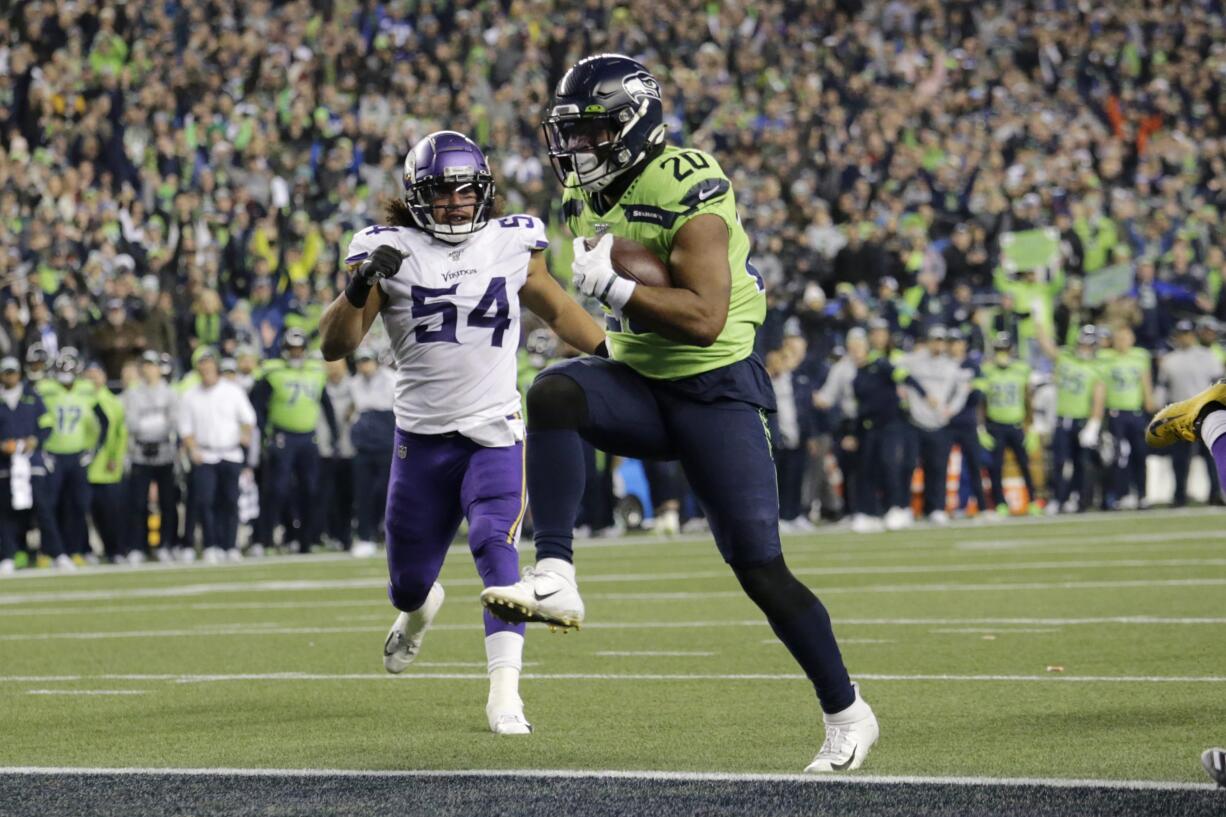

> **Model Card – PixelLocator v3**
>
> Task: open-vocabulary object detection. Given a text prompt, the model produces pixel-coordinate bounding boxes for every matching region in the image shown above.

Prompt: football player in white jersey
[319,131,605,735]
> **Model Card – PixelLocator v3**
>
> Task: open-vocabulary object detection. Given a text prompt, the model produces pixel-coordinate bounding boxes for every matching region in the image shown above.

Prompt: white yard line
[6,560,1226,607]
[8,605,1226,643]
[0,765,1216,791]
[1,671,1223,685]
[25,689,146,696]
[595,651,716,657]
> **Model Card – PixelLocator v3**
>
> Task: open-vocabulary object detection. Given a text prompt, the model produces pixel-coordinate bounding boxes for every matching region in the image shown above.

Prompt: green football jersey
[44,380,101,455]
[1099,347,1150,411]
[1054,352,1101,419]
[976,360,1031,425]
[562,145,764,380]
[261,359,327,434]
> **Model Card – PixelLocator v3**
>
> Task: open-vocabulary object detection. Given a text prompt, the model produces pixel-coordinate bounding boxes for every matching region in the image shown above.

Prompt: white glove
[572,235,636,311]
[1078,419,1101,449]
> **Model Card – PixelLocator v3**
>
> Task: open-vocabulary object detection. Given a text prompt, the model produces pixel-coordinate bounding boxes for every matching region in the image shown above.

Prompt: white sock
[1201,409,1226,451]
[485,631,524,712]
[824,683,872,725]
[536,556,576,584]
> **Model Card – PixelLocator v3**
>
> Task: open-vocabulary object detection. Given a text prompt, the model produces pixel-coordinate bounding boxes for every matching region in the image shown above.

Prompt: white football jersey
[344,214,548,447]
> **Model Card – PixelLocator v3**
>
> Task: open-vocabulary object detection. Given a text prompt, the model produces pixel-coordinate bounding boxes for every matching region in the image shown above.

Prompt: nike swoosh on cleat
[830,745,857,771]
[533,590,561,601]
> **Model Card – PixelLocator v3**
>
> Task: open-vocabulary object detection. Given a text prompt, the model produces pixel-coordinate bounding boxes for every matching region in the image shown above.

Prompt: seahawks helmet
[282,327,309,365]
[54,347,81,384]
[543,54,666,192]
[25,343,49,379]
[403,130,496,244]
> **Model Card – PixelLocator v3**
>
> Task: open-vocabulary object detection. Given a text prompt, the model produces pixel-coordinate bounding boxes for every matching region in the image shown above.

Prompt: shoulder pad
[345,224,409,266]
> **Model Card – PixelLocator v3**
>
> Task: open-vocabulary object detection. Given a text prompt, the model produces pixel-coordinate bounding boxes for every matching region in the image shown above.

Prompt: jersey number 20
[411,278,511,347]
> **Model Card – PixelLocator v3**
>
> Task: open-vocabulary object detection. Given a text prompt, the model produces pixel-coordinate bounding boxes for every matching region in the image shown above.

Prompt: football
[585,235,672,287]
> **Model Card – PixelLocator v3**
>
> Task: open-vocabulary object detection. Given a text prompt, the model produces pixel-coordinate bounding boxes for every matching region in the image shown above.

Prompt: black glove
[358,245,406,283]
[347,245,405,307]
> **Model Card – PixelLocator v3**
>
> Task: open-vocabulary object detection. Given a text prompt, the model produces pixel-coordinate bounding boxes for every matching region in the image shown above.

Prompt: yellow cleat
[1146,378,1226,448]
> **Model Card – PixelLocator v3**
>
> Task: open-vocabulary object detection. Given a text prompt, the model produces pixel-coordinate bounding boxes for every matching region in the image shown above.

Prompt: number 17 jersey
[344,215,548,447]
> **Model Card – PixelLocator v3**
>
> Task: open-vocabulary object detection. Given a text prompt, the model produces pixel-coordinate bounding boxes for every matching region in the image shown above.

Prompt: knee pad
[526,374,588,431]
[731,555,818,622]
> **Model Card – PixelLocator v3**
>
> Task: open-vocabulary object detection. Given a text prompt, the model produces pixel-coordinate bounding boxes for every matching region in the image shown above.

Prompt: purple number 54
[411,277,510,347]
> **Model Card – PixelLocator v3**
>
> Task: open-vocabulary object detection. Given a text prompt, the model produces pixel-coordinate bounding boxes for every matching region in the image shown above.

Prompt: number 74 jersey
[344,214,548,447]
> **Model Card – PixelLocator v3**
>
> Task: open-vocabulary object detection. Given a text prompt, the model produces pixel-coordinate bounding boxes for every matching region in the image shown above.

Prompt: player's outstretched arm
[520,252,606,355]
[621,214,731,347]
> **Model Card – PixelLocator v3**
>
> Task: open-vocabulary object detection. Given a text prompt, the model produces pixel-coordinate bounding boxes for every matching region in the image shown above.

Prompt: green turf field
[1,509,1223,784]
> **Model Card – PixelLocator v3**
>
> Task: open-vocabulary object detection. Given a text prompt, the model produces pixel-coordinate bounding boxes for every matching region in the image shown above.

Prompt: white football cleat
[480,558,584,630]
[126,550,147,566]
[884,506,914,531]
[54,554,77,571]
[383,582,444,673]
[849,514,884,534]
[350,540,378,559]
[804,684,879,773]
[656,508,680,537]
[487,702,533,735]
[927,510,949,526]
[1204,747,1226,787]
[0,558,14,576]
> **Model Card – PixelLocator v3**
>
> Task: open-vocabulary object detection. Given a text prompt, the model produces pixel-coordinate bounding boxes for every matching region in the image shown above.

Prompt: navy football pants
[539,357,781,566]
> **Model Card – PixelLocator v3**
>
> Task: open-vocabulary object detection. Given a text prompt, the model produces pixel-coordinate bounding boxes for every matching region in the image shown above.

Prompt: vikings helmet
[542,54,667,192]
[403,131,496,244]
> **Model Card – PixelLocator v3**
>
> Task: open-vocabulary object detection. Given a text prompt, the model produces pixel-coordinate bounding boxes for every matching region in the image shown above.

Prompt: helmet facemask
[544,98,661,192]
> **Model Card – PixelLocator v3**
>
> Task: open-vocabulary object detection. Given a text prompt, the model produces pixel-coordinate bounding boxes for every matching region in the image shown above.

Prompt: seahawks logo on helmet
[543,54,667,193]
[622,71,661,101]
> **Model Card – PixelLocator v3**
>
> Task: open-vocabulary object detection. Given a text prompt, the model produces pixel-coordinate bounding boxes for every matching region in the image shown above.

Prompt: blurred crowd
[1,0,1225,566]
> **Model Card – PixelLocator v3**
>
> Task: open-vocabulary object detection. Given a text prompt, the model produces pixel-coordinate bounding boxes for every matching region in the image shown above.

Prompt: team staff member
[123,350,180,562]
[977,333,1039,515]
[0,357,52,573]
[944,329,989,515]
[41,348,109,563]
[1049,326,1106,513]
[348,347,395,558]
[319,358,356,552]
[251,327,338,553]
[179,347,257,562]
[83,361,128,563]
[1157,320,1224,506]
[1099,323,1153,509]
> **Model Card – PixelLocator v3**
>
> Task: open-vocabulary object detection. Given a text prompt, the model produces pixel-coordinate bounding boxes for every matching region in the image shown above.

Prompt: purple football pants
[384,428,526,637]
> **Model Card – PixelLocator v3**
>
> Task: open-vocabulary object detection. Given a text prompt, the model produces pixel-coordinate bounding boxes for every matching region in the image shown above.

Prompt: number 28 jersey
[344,215,548,447]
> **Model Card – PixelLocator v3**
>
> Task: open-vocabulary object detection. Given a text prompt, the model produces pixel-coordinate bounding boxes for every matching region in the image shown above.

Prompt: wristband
[599,276,637,312]
[345,276,373,308]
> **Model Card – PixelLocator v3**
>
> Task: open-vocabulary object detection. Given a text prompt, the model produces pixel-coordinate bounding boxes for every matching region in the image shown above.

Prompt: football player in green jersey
[1049,326,1106,513]
[1098,322,1154,509]
[250,327,338,553]
[975,333,1040,515]
[480,54,877,772]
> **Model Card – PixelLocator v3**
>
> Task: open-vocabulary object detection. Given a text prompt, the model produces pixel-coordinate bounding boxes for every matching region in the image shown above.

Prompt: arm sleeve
[92,402,110,449]
[177,394,194,439]
[249,378,272,433]
[320,388,340,442]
